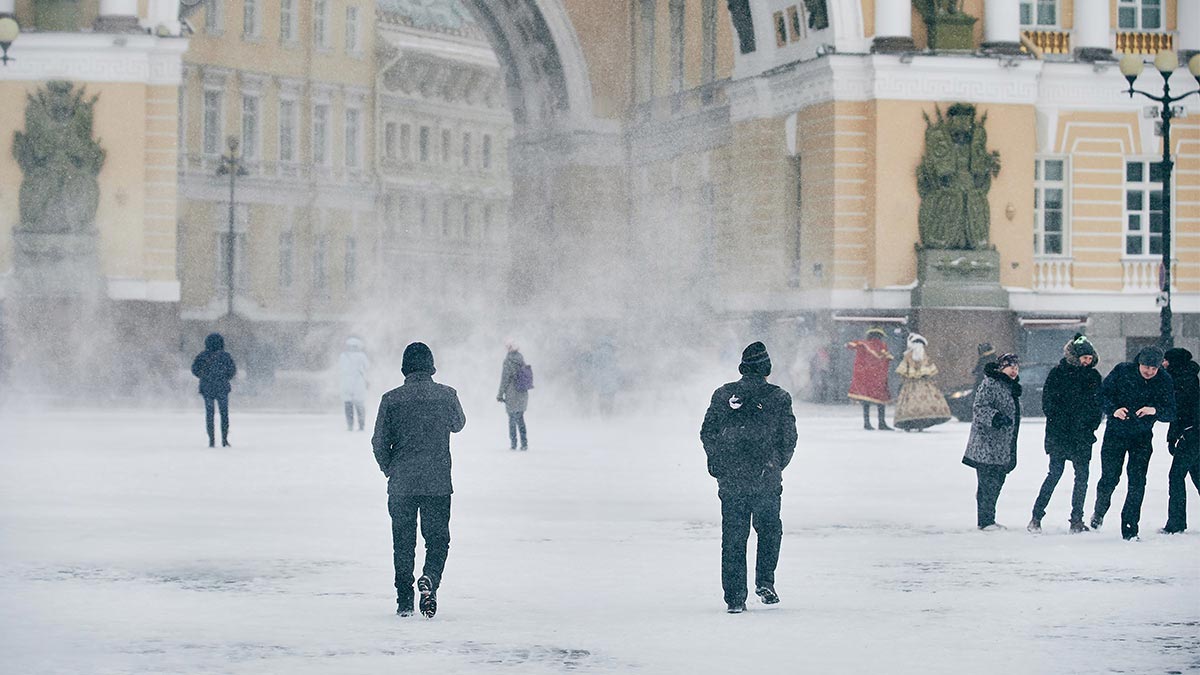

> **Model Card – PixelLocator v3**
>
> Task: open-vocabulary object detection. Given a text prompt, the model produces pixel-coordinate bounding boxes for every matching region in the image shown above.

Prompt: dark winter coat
[1164,349,1199,456]
[1041,356,1103,457]
[191,333,237,398]
[1101,362,1176,441]
[372,372,466,497]
[962,363,1021,473]
[700,374,797,494]
[498,350,529,414]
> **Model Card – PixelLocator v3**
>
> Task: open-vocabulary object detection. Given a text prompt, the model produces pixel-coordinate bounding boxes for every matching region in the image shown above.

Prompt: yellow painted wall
[564,0,633,118]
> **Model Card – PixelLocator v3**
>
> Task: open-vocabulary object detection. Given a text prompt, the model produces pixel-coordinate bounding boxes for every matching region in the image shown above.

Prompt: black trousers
[508,412,527,449]
[389,494,451,602]
[975,466,1007,528]
[1093,433,1153,537]
[203,394,229,444]
[1032,453,1090,522]
[719,488,782,606]
[344,401,365,430]
[1165,450,1200,532]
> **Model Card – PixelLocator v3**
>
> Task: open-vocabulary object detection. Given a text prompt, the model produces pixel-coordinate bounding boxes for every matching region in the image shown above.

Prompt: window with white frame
[442,202,451,237]
[419,195,429,234]
[279,99,297,163]
[313,233,329,294]
[345,108,361,168]
[280,0,296,42]
[242,0,260,37]
[482,134,492,169]
[312,103,330,165]
[345,6,360,53]
[701,0,717,83]
[1118,0,1161,30]
[401,123,412,161]
[278,229,294,290]
[241,94,260,161]
[203,89,223,155]
[441,129,451,163]
[462,132,471,167]
[384,122,397,160]
[462,203,473,240]
[419,126,430,162]
[1124,159,1169,256]
[1020,0,1057,27]
[344,236,357,291]
[314,0,329,48]
[204,0,223,33]
[1034,157,1067,255]
[669,0,685,94]
[483,204,493,241]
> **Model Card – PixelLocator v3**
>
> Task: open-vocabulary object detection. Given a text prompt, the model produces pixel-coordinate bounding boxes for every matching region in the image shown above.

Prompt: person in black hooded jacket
[1090,346,1176,540]
[701,341,797,614]
[191,333,236,448]
[1028,334,1102,534]
[1162,347,1199,534]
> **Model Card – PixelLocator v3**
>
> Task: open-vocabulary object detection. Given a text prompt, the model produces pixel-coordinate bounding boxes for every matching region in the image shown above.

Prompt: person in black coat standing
[1029,334,1102,533]
[372,342,466,618]
[1162,347,1199,534]
[191,333,237,448]
[1090,346,1176,540]
[700,342,797,614]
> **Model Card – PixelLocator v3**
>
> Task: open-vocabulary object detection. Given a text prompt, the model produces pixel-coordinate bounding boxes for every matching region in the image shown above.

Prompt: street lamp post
[1117,52,1200,350]
[0,14,20,65]
[216,136,248,317]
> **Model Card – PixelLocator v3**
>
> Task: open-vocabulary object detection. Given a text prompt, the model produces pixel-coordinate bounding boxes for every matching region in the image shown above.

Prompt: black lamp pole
[1119,53,1200,350]
[216,136,248,318]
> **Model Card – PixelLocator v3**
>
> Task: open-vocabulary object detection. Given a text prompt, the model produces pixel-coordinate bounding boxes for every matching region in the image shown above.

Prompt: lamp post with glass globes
[0,13,19,65]
[216,136,249,318]
[1117,51,1200,350]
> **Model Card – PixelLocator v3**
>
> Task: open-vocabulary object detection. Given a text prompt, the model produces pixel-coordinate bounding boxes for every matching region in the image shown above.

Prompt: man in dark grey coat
[372,342,466,618]
[701,342,797,614]
[1090,346,1176,540]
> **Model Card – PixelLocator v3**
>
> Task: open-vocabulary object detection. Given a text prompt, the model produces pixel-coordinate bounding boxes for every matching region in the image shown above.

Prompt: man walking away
[1090,346,1176,540]
[372,342,466,618]
[339,336,370,431]
[497,341,530,450]
[191,332,236,448]
[701,342,798,614]
[1029,334,1102,534]
[1162,348,1199,534]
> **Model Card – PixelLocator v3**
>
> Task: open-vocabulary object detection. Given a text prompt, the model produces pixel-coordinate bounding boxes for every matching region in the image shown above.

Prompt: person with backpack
[700,342,798,614]
[191,332,237,448]
[497,341,531,451]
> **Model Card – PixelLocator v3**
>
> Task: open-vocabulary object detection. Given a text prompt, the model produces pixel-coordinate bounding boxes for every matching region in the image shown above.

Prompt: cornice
[0,33,189,85]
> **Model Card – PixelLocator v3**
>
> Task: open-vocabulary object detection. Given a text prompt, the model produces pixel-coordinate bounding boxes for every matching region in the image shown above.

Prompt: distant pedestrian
[1090,346,1176,540]
[497,341,531,450]
[1161,347,1198,534]
[846,327,894,430]
[339,337,371,431]
[893,333,952,431]
[372,342,466,618]
[962,353,1021,530]
[1028,334,1102,534]
[956,342,997,422]
[700,342,797,614]
[191,332,236,448]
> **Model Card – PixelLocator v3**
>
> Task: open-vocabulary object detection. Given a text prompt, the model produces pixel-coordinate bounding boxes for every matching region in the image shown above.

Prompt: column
[1074,0,1112,62]
[982,0,1022,54]
[1179,0,1200,60]
[95,0,140,33]
[872,0,914,53]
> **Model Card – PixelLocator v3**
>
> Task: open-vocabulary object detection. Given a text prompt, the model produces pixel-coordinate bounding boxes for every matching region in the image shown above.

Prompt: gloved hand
[992,412,1012,429]
[496,395,505,403]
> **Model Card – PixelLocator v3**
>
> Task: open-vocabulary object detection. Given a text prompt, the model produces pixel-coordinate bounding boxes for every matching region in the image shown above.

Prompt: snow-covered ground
[1,402,1197,674]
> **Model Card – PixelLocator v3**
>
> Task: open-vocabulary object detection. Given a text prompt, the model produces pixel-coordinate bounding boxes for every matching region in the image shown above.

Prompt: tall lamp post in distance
[216,136,248,318]
[1117,52,1200,350]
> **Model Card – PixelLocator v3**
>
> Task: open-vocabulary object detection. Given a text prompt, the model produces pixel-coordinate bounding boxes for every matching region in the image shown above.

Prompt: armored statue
[915,0,966,18]
[916,103,1001,250]
[12,81,106,234]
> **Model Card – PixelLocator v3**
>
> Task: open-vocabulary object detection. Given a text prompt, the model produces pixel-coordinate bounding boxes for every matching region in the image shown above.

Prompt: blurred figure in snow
[1162,347,1199,534]
[191,332,237,448]
[497,340,530,450]
[846,327,894,430]
[339,336,370,431]
[962,353,1021,530]
[893,333,952,431]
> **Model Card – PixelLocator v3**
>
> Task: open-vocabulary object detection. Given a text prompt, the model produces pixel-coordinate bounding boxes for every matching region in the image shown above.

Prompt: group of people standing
[846,328,951,431]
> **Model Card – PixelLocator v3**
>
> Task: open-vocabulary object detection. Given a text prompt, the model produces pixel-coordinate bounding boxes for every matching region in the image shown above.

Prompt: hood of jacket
[1165,348,1196,378]
[205,333,225,352]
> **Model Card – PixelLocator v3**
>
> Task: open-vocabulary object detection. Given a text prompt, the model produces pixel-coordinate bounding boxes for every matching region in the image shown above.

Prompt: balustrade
[1033,257,1073,291]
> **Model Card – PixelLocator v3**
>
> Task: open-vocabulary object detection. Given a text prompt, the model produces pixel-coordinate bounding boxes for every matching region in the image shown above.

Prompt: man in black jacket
[701,342,797,614]
[1162,347,1199,534]
[372,342,466,618]
[191,332,236,448]
[1029,334,1102,534]
[1090,346,1176,540]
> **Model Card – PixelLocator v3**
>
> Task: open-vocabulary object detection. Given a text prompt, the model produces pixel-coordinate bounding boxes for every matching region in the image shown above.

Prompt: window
[314,0,329,48]
[482,134,492,169]
[637,0,655,100]
[1034,158,1067,256]
[419,196,429,234]
[773,11,787,48]
[787,6,802,41]
[1125,159,1168,256]
[1118,0,1161,30]
[1020,0,1058,27]
[344,236,357,291]
[242,0,260,37]
[669,0,685,93]
[241,94,259,161]
[805,0,830,30]
[483,204,493,241]
[442,202,451,237]
[385,122,397,160]
[312,104,329,165]
[279,230,294,289]
[345,6,360,53]
[462,203,473,240]
[204,0,222,33]
[401,123,412,161]
[279,99,297,163]
[313,234,329,294]
[280,0,296,42]
[701,0,717,83]
[441,129,451,163]
[345,108,361,168]
[203,89,223,155]
[419,126,430,162]
[462,132,471,167]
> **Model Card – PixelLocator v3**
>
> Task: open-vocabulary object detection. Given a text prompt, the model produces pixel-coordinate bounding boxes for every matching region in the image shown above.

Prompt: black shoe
[397,600,414,617]
[755,585,780,605]
[1089,514,1103,530]
[1027,517,1041,533]
[863,421,874,431]
[1069,519,1090,534]
[208,439,215,448]
[222,440,231,447]
[877,421,893,431]
[417,575,437,618]
[1159,526,1185,535]
[726,602,746,614]
[520,445,528,451]
[1121,523,1139,541]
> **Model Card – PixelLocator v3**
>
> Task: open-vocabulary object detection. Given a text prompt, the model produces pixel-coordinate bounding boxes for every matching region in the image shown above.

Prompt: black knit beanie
[1065,333,1097,360]
[739,341,772,377]
[402,342,435,375]
[1136,346,1164,367]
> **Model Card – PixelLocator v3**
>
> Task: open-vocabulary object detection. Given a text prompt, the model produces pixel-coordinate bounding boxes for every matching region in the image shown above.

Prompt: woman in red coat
[847,327,894,430]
